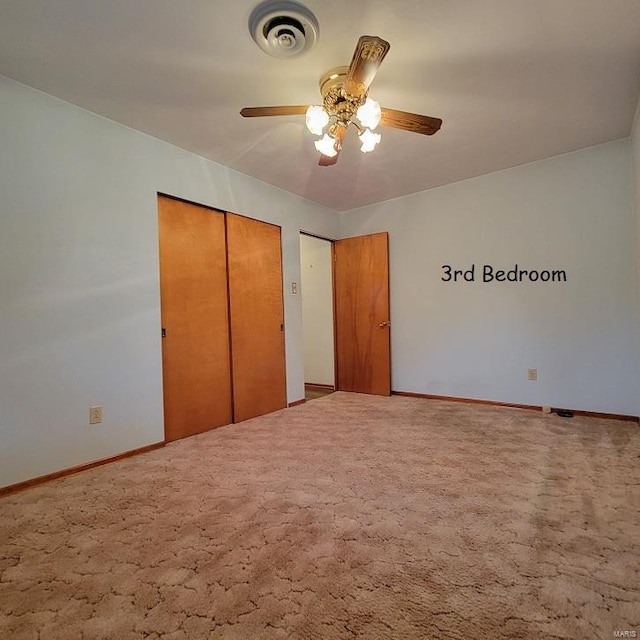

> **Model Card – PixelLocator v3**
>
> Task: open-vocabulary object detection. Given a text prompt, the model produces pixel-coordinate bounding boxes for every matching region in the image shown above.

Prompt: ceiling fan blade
[380,108,442,135]
[319,152,339,166]
[240,106,309,117]
[345,35,391,97]
[318,125,347,167]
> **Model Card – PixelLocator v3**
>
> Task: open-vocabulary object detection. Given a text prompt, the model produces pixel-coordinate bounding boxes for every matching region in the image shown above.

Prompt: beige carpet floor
[1,392,639,639]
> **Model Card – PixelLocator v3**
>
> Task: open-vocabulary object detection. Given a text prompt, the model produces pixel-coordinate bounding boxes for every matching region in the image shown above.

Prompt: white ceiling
[1,0,640,211]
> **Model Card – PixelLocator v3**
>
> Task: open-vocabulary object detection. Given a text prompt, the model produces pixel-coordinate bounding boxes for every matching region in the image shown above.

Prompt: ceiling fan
[240,35,442,166]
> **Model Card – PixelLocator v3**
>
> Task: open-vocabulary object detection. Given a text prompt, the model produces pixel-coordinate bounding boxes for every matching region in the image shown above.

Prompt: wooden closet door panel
[158,196,232,441]
[226,213,287,422]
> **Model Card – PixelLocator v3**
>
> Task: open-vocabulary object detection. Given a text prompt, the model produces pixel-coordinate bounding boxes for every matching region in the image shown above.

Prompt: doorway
[300,230,392,400]
[300,233,335,401]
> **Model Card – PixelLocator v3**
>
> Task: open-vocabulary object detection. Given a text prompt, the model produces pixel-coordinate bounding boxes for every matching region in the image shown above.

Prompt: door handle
[378,321,391,328]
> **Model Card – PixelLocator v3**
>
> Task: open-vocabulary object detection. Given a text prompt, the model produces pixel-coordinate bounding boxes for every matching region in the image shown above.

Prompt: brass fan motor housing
[319,66,348,97]
[319,66,366,126]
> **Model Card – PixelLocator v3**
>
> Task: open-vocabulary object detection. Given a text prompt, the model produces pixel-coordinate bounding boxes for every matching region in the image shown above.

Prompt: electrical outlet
[89,405,102,425]
[528,368,537,381]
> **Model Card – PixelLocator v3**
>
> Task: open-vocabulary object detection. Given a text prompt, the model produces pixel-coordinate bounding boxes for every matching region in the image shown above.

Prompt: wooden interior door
[334,232,391,395]
[158,196,232,441]
[226,213,287,422]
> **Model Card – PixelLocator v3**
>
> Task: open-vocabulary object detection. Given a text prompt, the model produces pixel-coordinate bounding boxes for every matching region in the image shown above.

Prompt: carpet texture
[1,392,639,639]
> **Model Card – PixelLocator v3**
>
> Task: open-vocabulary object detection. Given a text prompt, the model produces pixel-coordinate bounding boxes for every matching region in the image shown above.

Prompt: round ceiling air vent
[249,0,319,58]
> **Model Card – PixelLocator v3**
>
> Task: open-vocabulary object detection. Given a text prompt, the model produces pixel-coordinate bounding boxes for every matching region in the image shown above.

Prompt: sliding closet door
[226,213,287,422]
[158,196,232,441]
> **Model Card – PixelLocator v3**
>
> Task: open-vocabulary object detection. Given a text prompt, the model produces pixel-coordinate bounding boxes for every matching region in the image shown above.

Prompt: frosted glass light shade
[356,98,381,130]
[305,105,329,135]
[314,133,338,157]
[359,128,381,153]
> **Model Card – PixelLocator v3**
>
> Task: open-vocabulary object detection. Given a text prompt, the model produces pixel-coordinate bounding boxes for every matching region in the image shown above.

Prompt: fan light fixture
[314,133,338,157]
[356,98,382,130]
[305,105,329,135]
[305,97,383,155]
[240,35,443,167]
[358,128,381,153]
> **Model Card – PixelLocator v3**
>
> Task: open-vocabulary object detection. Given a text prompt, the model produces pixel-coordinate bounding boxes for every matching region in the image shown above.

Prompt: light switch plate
[89,405,102,424]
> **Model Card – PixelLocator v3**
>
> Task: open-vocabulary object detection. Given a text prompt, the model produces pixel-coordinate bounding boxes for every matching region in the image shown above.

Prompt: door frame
[300,229,392,396]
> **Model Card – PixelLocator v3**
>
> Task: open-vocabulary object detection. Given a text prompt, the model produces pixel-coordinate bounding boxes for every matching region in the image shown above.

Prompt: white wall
[340,140,640,416]
[300,235,335,386]
[2,74,639,490]
[0,76,339,488]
